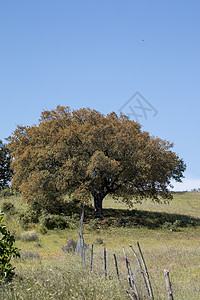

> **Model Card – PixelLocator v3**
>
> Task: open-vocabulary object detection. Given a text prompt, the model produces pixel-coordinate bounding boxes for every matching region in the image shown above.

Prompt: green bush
[0,213,20,281]
[1,201,16,215]
[18,199,42,229]
[162,220,181,231]
[0,188,16,198]
[40,214,70,230]
[19,210,40,229]
[39,225,48,235]
[18,200,80,229]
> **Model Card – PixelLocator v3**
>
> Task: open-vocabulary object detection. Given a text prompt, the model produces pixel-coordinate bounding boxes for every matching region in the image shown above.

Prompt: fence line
[74,241,200,300]
[74,209,200,299]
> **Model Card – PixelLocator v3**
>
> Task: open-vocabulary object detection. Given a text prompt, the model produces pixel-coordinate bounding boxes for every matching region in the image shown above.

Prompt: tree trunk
[93,192,105,219]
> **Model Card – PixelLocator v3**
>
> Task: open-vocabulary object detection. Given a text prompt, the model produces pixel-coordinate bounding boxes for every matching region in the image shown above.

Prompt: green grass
[1,192,200,299]
[103,191,200,218]
[1,255,127,300]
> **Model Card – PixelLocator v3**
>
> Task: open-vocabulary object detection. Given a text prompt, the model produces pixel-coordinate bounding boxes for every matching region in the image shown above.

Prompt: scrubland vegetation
[0,191,200,299]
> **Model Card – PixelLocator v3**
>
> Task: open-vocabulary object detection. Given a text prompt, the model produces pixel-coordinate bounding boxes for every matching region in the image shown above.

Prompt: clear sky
[1,1,200,191]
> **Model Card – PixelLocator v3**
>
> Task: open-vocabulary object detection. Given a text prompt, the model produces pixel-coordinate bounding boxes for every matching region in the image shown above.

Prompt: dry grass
[1,192,200,299]
[1,255,127,300]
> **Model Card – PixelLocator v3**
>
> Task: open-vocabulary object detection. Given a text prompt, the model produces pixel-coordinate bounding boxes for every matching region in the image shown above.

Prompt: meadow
[1,191,200,299]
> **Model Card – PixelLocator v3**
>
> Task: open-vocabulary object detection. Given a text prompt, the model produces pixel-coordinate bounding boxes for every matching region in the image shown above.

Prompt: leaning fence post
[75,206,84,259]
[164,269,174,300]
[113,253,120,280]
[129,244,150,298]
[90,243,94,271]
[104,247,107,279]
[122,246,139,299]
[137,242,154,300]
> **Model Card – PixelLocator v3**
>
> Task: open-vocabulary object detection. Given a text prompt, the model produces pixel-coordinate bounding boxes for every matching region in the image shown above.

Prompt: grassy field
[1,192,200,299]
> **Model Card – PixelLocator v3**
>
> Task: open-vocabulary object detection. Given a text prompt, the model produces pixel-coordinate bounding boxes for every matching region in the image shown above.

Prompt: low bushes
[0,188,19,198]
[1,201,16,215]
[40,214,70,230]
[20,231,39,242]
[61,240,77,253]
[18,199,81,230]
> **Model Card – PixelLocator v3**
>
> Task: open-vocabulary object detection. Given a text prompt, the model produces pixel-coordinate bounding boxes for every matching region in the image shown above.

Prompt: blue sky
[0,1,200,191]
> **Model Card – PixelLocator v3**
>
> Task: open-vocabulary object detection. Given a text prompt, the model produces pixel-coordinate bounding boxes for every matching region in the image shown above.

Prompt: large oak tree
[7,106,186,218]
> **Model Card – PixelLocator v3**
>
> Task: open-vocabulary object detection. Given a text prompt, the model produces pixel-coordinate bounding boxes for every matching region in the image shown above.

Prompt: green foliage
[40,213,70,230]
[19,211,39,230]
[0,188,19,198]
[7,106,186,218]
[39,225,48,234]
[1,201,15,215]
[18,199,81,229]
[0,141,13,190]
[0,213,20,281]
[162,219,182,231]
[18,199,43,229]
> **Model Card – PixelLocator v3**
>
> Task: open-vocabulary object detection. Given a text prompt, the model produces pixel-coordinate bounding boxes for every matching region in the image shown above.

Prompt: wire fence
[75,209,200,299]
[151,270,200,300]
[76,243,200,299]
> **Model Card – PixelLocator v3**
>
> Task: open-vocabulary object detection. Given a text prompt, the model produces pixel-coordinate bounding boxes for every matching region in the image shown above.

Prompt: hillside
[1,192,200,299]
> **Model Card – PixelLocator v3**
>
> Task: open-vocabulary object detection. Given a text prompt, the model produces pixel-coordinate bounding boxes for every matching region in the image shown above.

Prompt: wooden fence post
[164,269,174,300]
[122,246,139,300]
[104,247,107,279]
[113,253,120,280]
[90,244,94,271]
[137,242,154,300]
[129,244,150,298]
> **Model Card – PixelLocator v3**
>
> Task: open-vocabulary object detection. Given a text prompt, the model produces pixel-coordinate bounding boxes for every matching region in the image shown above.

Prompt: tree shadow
[100,208,200,229]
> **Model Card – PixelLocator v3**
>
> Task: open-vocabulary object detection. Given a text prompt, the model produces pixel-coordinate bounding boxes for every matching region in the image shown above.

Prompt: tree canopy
[0,140,13,190]
[7,106,186,218]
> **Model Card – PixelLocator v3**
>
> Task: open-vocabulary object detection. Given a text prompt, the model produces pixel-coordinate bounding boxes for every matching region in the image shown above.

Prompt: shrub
[1,201,15,215]
[20,231,39,242]
[18,199,43,229]
[61,240,77,253]
[19,210,40,229]
[40,214,70,230]
[162,220,181,231]
[39,225,48,234]
[162,221,172,230]
[0,188,16,198]
[0,213,20,281]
